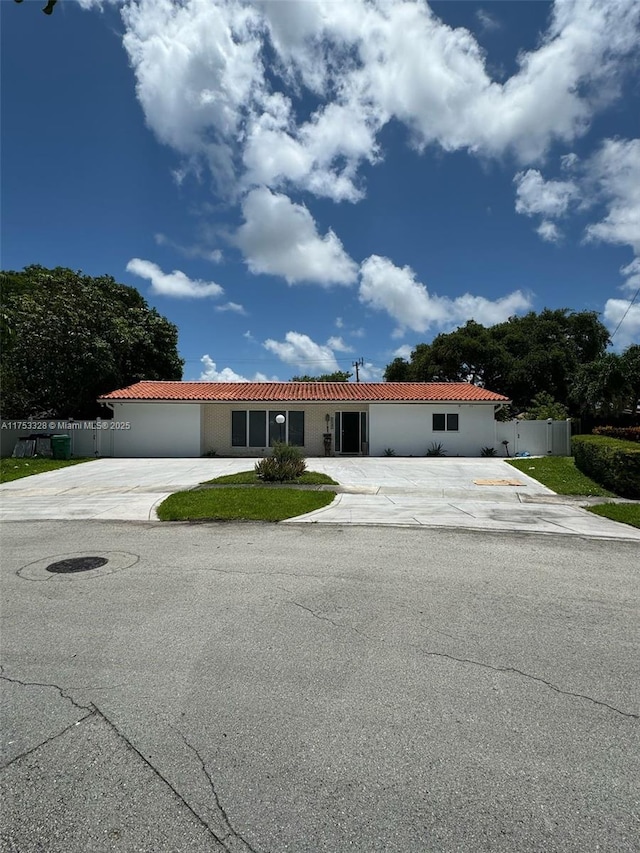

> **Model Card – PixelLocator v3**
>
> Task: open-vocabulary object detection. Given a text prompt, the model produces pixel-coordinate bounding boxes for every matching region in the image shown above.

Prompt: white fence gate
[495,419,572,457]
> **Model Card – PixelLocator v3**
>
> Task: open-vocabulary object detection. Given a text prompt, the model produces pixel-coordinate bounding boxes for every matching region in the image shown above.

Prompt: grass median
[203,470,338,486]
[157,485,336,522]
[0,457,93,483]
[585,503,640,529]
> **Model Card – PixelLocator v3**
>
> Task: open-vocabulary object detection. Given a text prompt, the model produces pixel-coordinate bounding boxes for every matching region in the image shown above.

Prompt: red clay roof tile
[100,381,509,403]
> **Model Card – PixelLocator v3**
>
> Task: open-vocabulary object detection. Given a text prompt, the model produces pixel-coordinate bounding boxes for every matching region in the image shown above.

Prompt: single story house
[98,381,510,458]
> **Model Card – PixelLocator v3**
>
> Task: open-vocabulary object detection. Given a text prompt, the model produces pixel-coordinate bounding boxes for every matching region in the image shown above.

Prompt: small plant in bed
[256,442,306,482]
[426,442,446,457]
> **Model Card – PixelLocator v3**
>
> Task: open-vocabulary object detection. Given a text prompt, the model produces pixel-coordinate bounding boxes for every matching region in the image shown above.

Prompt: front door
[341,412,361,454]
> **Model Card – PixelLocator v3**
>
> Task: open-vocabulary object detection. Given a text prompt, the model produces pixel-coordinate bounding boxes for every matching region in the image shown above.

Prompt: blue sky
[2,0,639,383]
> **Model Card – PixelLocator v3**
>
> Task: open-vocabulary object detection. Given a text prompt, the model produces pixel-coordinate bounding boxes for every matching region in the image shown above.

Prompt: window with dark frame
[231,410,305,447]
[433,413,459,432]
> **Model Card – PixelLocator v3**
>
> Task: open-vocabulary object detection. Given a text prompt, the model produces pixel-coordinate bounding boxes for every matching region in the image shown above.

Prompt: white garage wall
[369,404,497,457]
[107,402,201,457]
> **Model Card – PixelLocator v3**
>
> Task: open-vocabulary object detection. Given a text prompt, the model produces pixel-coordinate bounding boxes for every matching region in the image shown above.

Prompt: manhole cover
[18,551,139,581]
[46,556,109,574]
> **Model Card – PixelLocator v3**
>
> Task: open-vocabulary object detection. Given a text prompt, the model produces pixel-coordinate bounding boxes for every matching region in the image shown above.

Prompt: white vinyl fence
[1,420,114,458]
[495,418,572,457]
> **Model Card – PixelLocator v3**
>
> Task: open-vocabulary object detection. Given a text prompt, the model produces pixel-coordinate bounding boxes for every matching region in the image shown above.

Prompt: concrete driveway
[1,457,638,540]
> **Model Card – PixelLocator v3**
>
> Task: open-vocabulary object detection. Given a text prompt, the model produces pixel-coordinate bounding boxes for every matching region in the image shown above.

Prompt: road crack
[173,728,260,853]
[290,600,365,635]
[94,706,231,852]
[413,649,639,720]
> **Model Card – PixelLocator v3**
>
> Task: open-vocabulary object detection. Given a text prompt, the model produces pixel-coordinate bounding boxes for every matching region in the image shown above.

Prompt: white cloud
[584,138,640,254]
[514,169,579,219]
[126,258,224,298]
[263,332,341,372]
[215,302,246,314]
[199,355,271,382]
[620,258,640,294]
[358,362,383,382]
[536,221,562,243]
[393,345,413,360]
[475,9,501,33]
[603,300,640,350]
[235,187,358,286]
[117,0,640,212]
[326,336,353,352]
[359,255,531,334]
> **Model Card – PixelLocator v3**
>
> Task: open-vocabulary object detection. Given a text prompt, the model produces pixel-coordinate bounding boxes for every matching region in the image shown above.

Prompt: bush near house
[571,435,640,499]
[255,442,307,482]
[592,426,640,442]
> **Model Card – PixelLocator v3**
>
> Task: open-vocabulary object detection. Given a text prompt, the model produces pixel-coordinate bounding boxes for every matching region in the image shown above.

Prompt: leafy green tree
[291,371,353,381]
[522,392,569,420]
[570,346,640,418]
[0,266,183,418]
[384,309,610,414]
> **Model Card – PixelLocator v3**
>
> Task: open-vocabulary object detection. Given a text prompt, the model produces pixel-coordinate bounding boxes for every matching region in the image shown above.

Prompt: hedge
[572,435,640,499]
[592,425,640,443]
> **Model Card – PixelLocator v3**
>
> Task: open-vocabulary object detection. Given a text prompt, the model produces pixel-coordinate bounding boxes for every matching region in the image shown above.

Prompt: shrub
[481,446,497,457]
[426,442,446,457]
[572,435,640,498]
[255,442,307,482]
[383,448,396,456]
[592,426,640,443]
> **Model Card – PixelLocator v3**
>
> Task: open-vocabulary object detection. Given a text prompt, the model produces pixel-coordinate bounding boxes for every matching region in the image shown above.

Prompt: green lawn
[203,469,338,486]
[157,486,336,522]
[0,457,93,483]
[586,503,640,529]
[506,456,614,496]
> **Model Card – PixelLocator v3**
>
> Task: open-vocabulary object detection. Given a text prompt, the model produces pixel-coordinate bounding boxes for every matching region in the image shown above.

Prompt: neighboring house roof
[100,381,510,403]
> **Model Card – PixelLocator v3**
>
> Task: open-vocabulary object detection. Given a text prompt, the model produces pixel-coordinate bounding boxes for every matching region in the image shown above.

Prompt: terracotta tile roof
[100,381,509,403]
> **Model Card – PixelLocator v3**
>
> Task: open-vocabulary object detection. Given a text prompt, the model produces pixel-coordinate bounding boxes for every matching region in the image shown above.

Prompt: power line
[609,286,640,342]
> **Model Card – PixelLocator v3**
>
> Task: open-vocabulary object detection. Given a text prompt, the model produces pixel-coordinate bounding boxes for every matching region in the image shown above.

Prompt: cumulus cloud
[117,0,640,209]
[126,258,224,298]
[263,332,341,372]
[584,138,640,253]
[620,258,640,294]
[326,336,353,352]
[235,187,358,285]
[603,300,640,350]
[199,355,271,382]
[359,255,531,334]
[514,169,579,219]
[393,344,413,360]
[536,221,562,243]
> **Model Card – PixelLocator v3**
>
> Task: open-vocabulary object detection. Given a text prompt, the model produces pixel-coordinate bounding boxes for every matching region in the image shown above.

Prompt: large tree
[570,345,640,418]
[384,309,611,413]
[1,266,183,418]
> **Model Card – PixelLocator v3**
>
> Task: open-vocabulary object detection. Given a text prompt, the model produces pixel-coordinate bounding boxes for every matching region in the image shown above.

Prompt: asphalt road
[1,521,639,852]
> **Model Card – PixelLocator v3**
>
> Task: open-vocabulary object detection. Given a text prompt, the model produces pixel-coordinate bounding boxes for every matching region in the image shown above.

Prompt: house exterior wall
[107,402,201,457]
[201,402,368,456]
[369,403,497,457]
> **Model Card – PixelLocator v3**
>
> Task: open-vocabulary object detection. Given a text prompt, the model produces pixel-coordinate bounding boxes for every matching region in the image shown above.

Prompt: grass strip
[203,470,338,486]
[157,486,336,521]
[506,456,614,496]
[0,457,94,483]
[586,503,640,529]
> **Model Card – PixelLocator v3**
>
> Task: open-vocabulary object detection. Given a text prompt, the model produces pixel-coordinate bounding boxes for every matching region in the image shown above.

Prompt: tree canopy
[291,371,353,382]
[1,265,183,418]
[384,309,615,415]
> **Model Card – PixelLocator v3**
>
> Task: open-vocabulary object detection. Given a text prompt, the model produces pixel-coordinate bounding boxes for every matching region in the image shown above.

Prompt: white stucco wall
[369,403,497,457]
[106,402,201,457]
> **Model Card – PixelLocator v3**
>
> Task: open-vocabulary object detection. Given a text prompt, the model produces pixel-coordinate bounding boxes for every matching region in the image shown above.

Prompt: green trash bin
[51,434,72,460]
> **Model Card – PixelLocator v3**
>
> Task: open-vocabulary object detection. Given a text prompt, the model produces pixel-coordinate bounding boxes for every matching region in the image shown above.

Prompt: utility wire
[609,286,640,342]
